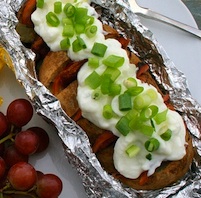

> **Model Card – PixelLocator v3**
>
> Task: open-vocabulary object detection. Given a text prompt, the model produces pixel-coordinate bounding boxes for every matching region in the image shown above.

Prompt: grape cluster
[0,98,63,198]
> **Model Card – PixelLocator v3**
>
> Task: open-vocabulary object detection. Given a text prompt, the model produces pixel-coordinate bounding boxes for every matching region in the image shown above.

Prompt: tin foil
[0,0,201,197]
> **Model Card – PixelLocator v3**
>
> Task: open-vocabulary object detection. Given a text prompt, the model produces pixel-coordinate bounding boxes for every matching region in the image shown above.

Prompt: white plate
[0,66,87,197]
[0,0,200,197]
[136,0,201,104]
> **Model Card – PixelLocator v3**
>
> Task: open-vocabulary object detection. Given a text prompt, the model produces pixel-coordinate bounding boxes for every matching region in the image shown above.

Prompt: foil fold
[0,0,201,197]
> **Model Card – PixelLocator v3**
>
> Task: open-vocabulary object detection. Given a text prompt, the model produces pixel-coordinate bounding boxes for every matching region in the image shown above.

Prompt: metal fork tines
[128,0,201,38]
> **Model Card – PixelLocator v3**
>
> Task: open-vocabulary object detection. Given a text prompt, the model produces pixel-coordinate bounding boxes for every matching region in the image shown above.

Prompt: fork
[128,0,201,38]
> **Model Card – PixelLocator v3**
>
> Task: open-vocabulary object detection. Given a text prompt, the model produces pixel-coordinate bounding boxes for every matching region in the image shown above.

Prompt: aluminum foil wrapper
[0,0,201,197]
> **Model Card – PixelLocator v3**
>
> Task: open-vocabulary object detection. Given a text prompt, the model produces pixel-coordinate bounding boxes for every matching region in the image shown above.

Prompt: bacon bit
[92,131,117,153]
[52,59,87,95]
[139,171,149,186]
[117,37,130,49]
[136,64,149,78]
[72,109,82,122]
[21,0,36,27]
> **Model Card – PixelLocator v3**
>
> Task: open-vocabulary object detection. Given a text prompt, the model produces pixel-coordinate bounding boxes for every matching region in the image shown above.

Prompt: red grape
[15,130,39,155]
[36,174,63,198]
[3,145,29,168]
[6,98,33,127]
[0,157,6,179]
[0,112,8,137]
[28,127,49,153]
[7,162,37,191]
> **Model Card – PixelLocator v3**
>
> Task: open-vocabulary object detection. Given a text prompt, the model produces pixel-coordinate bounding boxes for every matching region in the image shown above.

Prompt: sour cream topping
[31,0,186,179]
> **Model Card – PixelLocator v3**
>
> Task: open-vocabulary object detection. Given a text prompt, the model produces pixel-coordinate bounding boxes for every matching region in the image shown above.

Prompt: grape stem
[0,125,18,144]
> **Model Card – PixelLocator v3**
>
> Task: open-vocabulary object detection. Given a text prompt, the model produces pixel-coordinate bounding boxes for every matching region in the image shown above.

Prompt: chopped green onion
[126,145,140,158]
[139,124,154,137]
[119,93,132,111]
[60,38,70,50]
[85,25,97,38]
[46,12,60,27]
[74,7,88,24]
[116,116,130,136]
[101,74,112,95]
[154,109,168,125]
[125,86,144,96]
[91,42,107,57]
[129,116,142,131]
[125,109,139,121]
[63,3,75,18]
[102,67,121,82]
[102,55,125,68]
[85,71,101,89]
[54,1,62,14]
[109,83,121,96]
[160,129,172,141]
[145,138,160,152]
[72,36,87,52]
[62,18,73,25]
[88,57,100,68]
[86,16,95,26]
[140,105,159,121]
[124,77,138,88]
[103,104,113,119]
[146,89,158,100]
[133,94,152,110]
[62,25,74,37]
[91,89,102,100]
[37,0,44,8]
[146,153,152,160]
[75,23,85,34]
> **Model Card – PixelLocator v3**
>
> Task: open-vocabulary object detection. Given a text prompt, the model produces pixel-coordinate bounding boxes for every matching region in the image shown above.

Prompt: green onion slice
[109,83,121,96]
[100,74,112,95]
[91,42,107,57]
[116,116,131,136]
[154,109,168,125]
[126,145,140,158]
[160,129,172,141]
[102,67,121,82]
[124,77,138,88]
[91,89,102,100]
[145,138,160,152]
[103,104,114,119]
[37,0,44,8]
[62,25,74,37]
[63,3,75,18]
[102,55,125,68]
[60,38,70,50]
[46,12,60,27]
[54,1,62,14]
[85,25,97,38]
[125,86,144,96]
[88,57,100,68]
[85,71,101,89]
[133,94,151,110]
[139,124,154,137]
[146,153,152,160]
[118,93,132,111]
[140,105,159,121]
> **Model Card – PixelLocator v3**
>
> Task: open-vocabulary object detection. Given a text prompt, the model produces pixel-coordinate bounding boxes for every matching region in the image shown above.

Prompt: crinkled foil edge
[0,0,201,197]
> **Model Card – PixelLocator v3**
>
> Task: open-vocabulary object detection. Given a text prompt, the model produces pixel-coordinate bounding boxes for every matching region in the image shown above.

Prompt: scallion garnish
[88,57,100,68]
[54,1,62,14]
[60,38,70,50]
[85,71,101,89]
[37,0,44,8]
[46,12,60,27]
[118,93,132,111]
[63,3,76,18]
[140,105,159,121]
[102,55,125,68]
[139,124,154,137]
[160,129,172,141]
[62,25,74,37]
[115,116,131,136]
[154,109,168,125]
[85,25,98,38]
[109,83,121,96]
[100,74,112,95]
[124,86,144,96]
[91,42,107,57]
[72,36,87,52]
[126,145,140,158]
[102,67,121,82]
[75,23,85,34]
[133,94,151,110]
[124,77,138,88]
[146,153,152,160]
[145,138,160,152]
[103,104,114,119]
